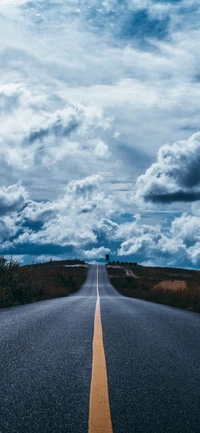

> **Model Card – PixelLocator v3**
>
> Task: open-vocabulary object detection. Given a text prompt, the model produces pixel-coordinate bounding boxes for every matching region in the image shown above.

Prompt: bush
[53,272,76,293]
[0,257,44,307]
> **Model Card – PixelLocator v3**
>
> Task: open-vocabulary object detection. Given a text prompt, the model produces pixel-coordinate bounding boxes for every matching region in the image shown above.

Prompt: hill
[107,262,200,313]
[0,258,88,308]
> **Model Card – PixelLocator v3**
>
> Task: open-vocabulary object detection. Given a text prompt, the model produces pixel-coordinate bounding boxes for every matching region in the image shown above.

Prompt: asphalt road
[1,265,200,432]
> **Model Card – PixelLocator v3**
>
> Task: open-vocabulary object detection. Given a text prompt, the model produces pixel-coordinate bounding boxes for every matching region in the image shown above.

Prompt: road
[0,265,200,432]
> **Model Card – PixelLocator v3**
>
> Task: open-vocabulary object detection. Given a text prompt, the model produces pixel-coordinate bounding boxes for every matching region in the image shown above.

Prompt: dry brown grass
[0,258,88,308]
[153,280,187,292]
[107,263,200,313]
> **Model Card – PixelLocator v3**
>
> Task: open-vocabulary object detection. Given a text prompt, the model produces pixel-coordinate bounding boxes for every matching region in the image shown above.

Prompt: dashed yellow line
[88,266,113,433]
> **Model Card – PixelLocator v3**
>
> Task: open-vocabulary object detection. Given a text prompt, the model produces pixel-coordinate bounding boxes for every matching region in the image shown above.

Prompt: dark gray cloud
[147,190,200,203]
[27,115,80,144]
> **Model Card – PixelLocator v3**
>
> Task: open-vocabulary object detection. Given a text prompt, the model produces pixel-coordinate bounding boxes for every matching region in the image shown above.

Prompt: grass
[107,263,200,313]
[0,257,88,308]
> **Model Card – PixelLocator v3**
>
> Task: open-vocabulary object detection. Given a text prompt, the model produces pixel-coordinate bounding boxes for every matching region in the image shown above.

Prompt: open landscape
[0,258,88,308]
[107,262,200,313]
[2,1,200,432]
[1,257,200,314]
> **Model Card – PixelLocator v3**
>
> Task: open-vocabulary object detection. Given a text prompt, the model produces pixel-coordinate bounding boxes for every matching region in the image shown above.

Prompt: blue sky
[1,0,200,267]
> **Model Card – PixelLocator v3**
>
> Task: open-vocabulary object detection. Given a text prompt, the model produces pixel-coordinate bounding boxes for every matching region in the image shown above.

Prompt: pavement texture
[0,265,200,433]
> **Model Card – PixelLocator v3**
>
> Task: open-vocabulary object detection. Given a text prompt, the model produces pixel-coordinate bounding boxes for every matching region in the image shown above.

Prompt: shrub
[53,272,76,293]
[0,257,44,307]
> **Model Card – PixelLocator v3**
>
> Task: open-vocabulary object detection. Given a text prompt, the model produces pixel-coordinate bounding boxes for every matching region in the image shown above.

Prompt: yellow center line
[88,265,113,433]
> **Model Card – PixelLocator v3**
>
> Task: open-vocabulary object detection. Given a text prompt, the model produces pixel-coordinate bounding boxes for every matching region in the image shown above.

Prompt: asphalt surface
[1,265,200,432]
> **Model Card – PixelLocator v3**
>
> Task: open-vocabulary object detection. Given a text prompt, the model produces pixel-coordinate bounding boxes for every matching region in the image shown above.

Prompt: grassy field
[0,258,88,308]
[107,262,200,313]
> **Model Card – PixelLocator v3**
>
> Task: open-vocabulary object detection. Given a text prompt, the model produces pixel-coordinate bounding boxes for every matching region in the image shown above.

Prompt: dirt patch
[153,280,187,292]
[125,268,138,278]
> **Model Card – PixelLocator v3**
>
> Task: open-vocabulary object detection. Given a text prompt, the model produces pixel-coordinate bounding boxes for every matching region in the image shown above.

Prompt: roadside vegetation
[107,262,200,313]
[0,257,88,308]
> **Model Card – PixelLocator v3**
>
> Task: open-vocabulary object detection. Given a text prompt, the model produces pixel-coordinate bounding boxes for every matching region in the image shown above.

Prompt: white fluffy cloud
[2,0,200,266]
[3,174,116,250]
[83,247,110,259]
[0,215,19,242]
[114,210,200,267]
[2,176,200,267]
[0,82,112,171]
[0,183,28,215]
[136,132,200,205]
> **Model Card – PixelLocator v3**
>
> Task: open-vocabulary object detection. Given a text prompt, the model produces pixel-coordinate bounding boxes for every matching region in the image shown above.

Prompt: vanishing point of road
[0,265,200,433]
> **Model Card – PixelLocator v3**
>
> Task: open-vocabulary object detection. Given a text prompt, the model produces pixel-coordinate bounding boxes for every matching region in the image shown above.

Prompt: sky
[1,0,200,267]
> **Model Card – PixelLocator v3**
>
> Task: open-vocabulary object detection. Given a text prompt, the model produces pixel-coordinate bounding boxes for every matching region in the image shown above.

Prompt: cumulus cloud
[115,216,164,257]
[83,246,110,260]
[136,132,200,204]
[94,140,111,159]
[0,183,28,215]
[0,83,112,172]
[171,213,200,245]
[113,209,200,267]
[2,174,116,252]
[26,111,80,144]
[0,215,19,242]
[2,178,200,267]
[2,0,200,267]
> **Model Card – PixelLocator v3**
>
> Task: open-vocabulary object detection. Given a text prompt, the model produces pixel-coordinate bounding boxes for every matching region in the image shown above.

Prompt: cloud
[1,174,116,253]
[83,246,110,260]
[2,0,200,268]
[120,9,170,44]
[2,177,200,267]
[94,140,111,159]
[0,81,113,195]
[115,220,185,266]
[115,216,164,258]
[65,174,103,199]
[78,0,172,47]
[170,213,200,246]
[112,208,200,267]
[0,183,28,215]
[0,215,19,242]
[136,132,200,204]
[26,109,81,144]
